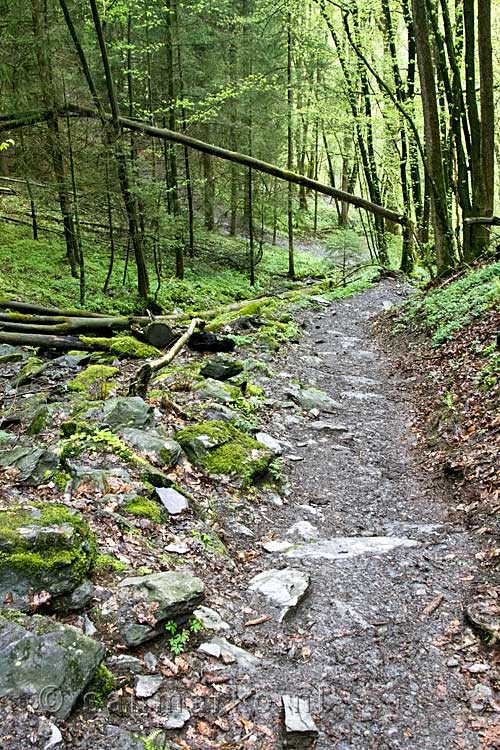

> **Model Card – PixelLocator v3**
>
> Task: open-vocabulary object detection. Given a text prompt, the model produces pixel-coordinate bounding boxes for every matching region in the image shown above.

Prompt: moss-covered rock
[175,420,273,487]
[0,444,60,485]
[123,497,165,523]
[68,364,119,400]
[12,356,48,387]
[0,502,96,610]
[0,611,105,719]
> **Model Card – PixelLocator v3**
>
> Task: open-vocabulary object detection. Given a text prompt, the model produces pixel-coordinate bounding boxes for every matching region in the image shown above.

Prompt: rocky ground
[0,279,498,750]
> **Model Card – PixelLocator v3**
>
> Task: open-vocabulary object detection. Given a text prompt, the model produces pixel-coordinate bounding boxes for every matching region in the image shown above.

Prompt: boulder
[194,378,234,405]
[0,502,96,611]
[285,386,341,413]
[255,432,283,455]
[200,355,244,381]
[0,445,59,485]
[101,397,154,430]
[71,465,133,494]
[175,420,274,487]
[115,571,204,646]
[0,612,105,719]
[119,428,181,468]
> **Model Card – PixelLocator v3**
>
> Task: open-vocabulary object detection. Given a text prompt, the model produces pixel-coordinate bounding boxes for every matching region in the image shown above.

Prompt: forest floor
[0,278,499,750]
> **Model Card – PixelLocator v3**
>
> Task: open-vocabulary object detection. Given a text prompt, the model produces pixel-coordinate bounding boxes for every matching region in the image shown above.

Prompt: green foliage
[191,529,227,555]
[61,426,134,460]
[164,617,203,655]
[396,262,500,345]
[478,342,500,391]
[87,664,116,708]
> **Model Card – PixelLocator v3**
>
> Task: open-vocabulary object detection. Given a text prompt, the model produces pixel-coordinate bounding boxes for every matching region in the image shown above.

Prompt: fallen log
[0,331,87,350]
[0,299,110,318]
[129,318,203,397]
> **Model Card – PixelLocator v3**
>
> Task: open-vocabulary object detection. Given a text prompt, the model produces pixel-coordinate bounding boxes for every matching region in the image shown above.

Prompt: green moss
[123,497,165,523]
[68,365,119,399]
[175,420,273,487]
[28,406,49,435]
[87,664,115,708]
[61,426,134,461]
[13,356,46,386]
[93,553,128,573]
[0,503,96,587]
[79,335,160,360]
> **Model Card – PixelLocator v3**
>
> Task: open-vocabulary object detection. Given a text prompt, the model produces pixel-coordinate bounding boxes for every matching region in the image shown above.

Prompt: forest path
[228,279,482,749]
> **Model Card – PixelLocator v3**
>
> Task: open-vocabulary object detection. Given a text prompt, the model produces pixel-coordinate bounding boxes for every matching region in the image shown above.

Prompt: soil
[1,279,498,750]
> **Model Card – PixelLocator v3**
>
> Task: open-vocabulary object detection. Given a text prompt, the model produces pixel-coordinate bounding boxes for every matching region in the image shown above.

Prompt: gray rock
[194,378,234,404]
[204,403,240,423]
[194,605,230,631]
[466,600,500,643]
[310,420,349,432]
[163,708,191,730]
[106,654,144,674]
[119,428,181,468]
[155,487,189,515]
[284,536,418,560]
[0,613,104,719]
[0,344,26,363]
[285,386,341,413]
[282,694,319,747]
[200,355,244,381]
[248,568,310,621]
[55,580,94,611]
[116,571,205,646]
[135,674,163,698]
[255,432,283,455]
[208,637,260,669]
[165,541,189,554]
[198,641,222,658]
[104,726,146,750]
[102,397,154,430]
[285,521,319,542]
[0,502,95,611]
[71,465,133,493]
[37,718,63,750]
[143,651,158,672]
[0,445,59,485]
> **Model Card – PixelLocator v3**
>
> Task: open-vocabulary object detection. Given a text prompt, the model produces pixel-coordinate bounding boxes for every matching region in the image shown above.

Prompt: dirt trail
[227,279,482,749]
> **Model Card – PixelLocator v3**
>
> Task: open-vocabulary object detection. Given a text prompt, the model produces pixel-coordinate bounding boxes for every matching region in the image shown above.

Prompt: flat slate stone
[102,396,154,430]
[155,487,189,515]
[248,568,310,621]
[285,536,418,560]
[135,674,163,698]
[208,636,260,670]
[116,571,204,646]
[282,695,319,748]
[0,613,104,719]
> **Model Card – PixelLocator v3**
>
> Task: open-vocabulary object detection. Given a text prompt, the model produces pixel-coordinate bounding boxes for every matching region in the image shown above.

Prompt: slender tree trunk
[412,0,455,273]
[30,0,79,277]
[287,13,295,279]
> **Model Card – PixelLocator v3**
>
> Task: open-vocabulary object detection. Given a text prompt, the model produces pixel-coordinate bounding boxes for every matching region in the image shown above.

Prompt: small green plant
[478,342,500,391]
[267,457,284,483]
[164,617,203,655]
[61,426,134,460]
[93,553,128,574]
[139,730,165,750]
[443,390,456,410]
[190,529,227,555]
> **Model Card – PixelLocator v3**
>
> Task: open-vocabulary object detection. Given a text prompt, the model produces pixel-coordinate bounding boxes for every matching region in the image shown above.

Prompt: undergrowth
[394,261,500,345]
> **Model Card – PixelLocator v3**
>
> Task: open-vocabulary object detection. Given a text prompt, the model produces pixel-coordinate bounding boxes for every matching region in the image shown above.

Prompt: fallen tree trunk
[0,331,87,350]
[130,318,203,397]
[0,299,110,318]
